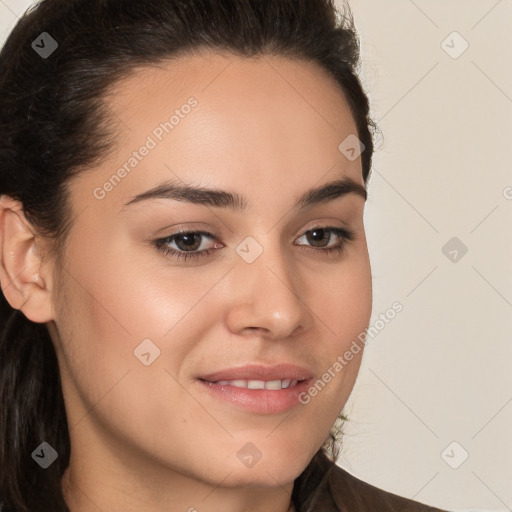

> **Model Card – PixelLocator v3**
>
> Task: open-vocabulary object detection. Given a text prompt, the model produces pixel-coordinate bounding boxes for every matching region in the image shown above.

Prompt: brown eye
[304,228,331,248]
[296,226,355,255]
[153,230,221,261]
[172,233,204,252]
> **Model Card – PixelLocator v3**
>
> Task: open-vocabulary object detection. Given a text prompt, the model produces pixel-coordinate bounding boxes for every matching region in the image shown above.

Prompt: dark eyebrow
[121,176,367,212]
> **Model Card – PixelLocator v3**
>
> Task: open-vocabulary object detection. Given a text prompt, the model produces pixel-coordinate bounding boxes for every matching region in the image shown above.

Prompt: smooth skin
[0,52,372,512]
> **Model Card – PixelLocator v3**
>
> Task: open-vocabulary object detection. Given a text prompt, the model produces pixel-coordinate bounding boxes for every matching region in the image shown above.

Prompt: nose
[224,240,314,340]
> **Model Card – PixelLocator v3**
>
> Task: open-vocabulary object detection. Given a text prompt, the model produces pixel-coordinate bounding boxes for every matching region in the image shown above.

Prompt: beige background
[341,1,512,511]
[1,1,511,510]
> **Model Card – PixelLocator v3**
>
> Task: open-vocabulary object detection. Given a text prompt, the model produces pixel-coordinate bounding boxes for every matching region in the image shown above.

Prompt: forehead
[72,51,363,215]
[107,51,355,126]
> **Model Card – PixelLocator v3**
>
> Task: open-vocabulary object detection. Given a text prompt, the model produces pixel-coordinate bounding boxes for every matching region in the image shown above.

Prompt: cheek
[303,251,372,406]
[53,241,231,414]
[52,247,221,455]
[313,249,372,349]
[60,244,214,354]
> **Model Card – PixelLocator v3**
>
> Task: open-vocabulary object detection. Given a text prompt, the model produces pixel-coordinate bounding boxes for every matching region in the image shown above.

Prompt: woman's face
[49,52,372,498]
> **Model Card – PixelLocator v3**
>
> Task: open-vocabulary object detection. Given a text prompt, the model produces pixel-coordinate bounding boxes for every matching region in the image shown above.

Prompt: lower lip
[197,378,313,414]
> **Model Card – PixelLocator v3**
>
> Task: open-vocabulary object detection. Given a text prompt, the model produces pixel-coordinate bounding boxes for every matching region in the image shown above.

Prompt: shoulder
[297,452,450,512]
[324,462,449,511]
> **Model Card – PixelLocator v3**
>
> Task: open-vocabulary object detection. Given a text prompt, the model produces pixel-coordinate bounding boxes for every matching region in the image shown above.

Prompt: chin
[215,463,304,489]
[205,444,314,489]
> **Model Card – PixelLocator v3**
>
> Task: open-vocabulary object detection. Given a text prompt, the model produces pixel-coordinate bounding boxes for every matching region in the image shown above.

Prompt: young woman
[0,0,450,510]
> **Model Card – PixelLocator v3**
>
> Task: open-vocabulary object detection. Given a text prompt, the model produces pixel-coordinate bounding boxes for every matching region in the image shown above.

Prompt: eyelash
[153,226,355,262]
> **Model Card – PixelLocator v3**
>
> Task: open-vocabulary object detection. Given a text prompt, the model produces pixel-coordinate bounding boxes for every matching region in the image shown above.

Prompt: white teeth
[248,380,265,389]
[214,379,299,390]
[265,380,282,390]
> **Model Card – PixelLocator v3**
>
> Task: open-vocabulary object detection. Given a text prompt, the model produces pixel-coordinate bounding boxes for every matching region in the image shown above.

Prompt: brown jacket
[295,452,449,512]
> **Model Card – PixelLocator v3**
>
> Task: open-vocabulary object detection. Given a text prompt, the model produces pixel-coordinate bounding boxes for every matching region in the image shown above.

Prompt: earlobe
[0,195,55,323]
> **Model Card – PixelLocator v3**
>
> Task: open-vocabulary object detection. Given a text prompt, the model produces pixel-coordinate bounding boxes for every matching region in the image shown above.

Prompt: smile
[211,379,299,390]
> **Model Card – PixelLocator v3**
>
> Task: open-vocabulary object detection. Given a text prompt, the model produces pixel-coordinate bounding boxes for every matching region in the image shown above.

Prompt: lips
[196,363,315,414]
[198,363,314,383]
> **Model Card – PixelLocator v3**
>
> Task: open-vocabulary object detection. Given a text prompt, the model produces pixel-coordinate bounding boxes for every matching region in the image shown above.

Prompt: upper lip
[199,363,314,382]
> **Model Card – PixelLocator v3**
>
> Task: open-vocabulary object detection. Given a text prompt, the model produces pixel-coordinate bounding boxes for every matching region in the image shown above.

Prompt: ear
[0,195,55,323]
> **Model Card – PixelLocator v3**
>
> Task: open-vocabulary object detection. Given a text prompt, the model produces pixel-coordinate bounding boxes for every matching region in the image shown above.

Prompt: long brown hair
[0,1,375,510]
